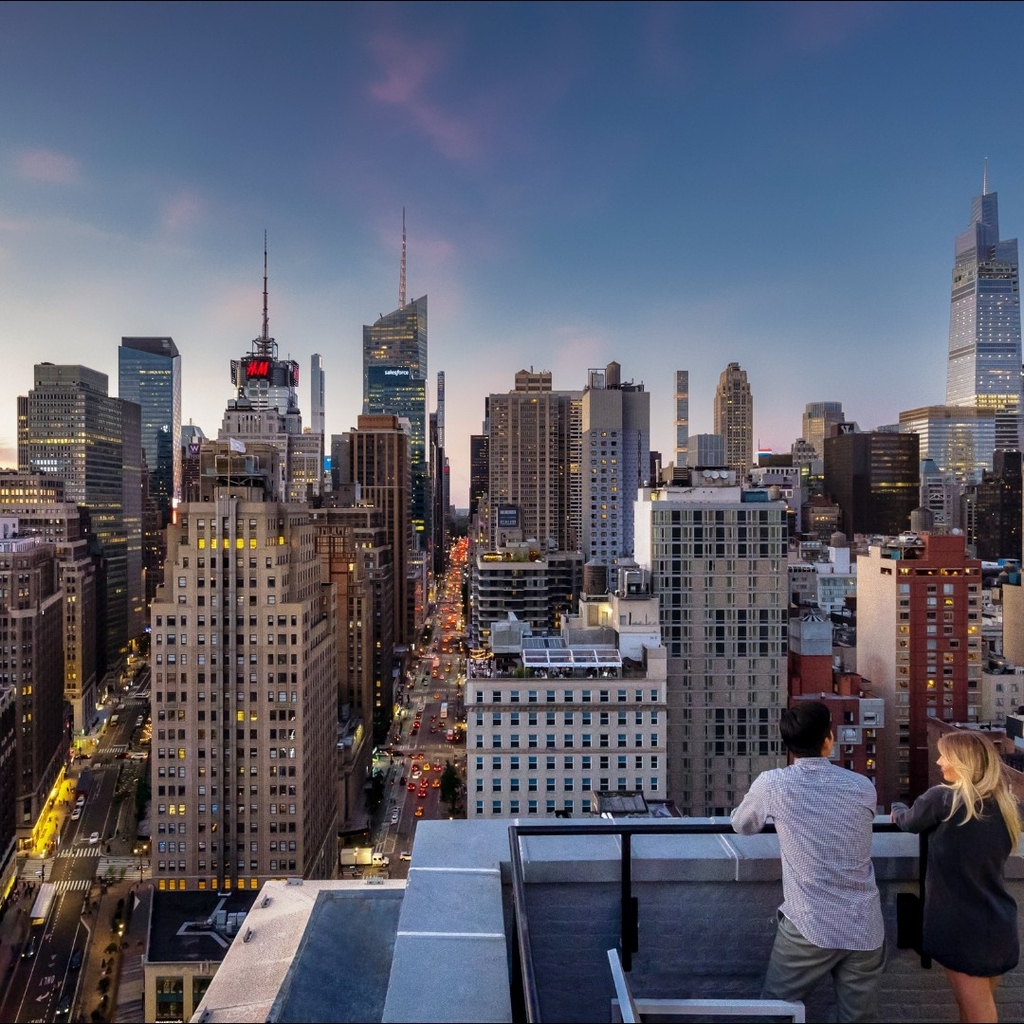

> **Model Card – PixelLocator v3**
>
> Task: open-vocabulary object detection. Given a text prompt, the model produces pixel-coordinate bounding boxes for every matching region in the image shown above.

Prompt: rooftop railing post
[620,832,639,971]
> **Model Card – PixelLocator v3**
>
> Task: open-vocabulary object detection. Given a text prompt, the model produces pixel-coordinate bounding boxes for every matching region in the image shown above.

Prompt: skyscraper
[149,457,338,891]
[310,353,325,438]
[581,362,649,565]
[946,174,1023,452]
[363,299,428,544]
[220,249,322,501]
[824,429,920,539]
[430,370,449,576]
[0,536,65,850]
[487,369,582,552]
[469,432,489,521]
[344,414,413,652]
[119,337,181,522]
[18,363,143,663]
[363,220,428,550]
[634,481,787,815]
[802,402,845,460]
[120,337,181,611]
[713,363,753,477]
[674,370,688,467]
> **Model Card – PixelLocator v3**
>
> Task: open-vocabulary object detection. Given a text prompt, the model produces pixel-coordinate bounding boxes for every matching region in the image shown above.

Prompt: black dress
[893,786,1019,977]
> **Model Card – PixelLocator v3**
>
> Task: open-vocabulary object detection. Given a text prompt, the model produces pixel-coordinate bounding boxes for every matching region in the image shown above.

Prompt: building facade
[119,337,182,522]
[466,588,667,818]
[634,484,787,815]
[802,402,845,460]
[343,415,413,648]
[0,475,101,733]
[469,432,489,521]
[471,545,583,651]
[674,370,688,468]
[713,363,753,478]
[856,533,982,805]
[963,449,1023,562]
[581,362,650,565]
[487,370,582,552]
[18,363,143,663]
[0,537,65,851]
[824,430,920,539]
[220,296,322,504]
[946,181,1023,453]
[148,484,338,892]
[311,502,395,742]
[362,296,428,547]
[310,353,325,439]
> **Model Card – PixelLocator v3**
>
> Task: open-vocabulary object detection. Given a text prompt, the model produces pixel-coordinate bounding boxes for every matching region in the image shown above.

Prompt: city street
[371,543,468,873]
[0,677,151,1023]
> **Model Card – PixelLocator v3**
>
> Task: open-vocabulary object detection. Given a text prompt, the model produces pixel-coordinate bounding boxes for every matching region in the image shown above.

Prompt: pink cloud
[160,190,205,234]
[14,147,80,185]
[780,1,895,54]
[367,32,480,162]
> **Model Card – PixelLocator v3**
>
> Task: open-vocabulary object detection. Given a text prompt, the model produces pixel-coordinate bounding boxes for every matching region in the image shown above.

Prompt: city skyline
[2,4,1024,503]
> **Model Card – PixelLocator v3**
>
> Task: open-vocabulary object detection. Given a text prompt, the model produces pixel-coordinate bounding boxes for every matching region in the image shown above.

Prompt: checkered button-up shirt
[731,757,884,950]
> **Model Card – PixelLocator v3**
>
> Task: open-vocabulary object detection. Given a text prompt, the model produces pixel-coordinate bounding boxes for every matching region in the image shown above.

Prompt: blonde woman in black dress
[892,731,1021,1023]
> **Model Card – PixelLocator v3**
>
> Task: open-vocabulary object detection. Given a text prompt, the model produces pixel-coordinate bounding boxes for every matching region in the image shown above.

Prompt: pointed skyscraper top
[399,208,407,309]
[262,231,270,345]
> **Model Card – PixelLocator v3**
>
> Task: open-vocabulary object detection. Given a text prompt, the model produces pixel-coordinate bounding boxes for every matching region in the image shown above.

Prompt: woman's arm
[892,786,948,834]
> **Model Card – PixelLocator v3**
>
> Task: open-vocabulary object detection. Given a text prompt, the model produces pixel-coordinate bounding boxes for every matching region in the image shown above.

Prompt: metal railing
[508,819,919,1024]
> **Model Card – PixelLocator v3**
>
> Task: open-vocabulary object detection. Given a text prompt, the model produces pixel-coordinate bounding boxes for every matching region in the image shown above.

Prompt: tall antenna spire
[399,207,407,309]
[262,230,270,344]
[983,157,989,196]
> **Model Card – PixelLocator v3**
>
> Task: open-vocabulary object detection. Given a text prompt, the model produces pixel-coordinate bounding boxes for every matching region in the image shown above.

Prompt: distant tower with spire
[361,213,429,545]
[946,164,1023,453]
[218,235,323,499]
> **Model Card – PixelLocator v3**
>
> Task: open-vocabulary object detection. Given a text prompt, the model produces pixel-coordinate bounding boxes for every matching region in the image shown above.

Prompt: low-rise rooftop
[192,819,1024,1023]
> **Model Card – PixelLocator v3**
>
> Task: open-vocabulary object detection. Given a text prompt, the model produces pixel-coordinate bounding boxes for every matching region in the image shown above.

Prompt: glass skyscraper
[946,182,1023,451]
[18,363,143,662]
[119,337,181,523]
[363,296,428,543]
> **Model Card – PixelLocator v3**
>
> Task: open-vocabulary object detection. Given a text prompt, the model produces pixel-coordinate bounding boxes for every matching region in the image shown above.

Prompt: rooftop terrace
[192,819,1024,1023]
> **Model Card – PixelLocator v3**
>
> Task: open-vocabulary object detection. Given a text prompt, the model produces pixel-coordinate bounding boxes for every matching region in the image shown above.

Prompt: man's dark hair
[780,701,832,758]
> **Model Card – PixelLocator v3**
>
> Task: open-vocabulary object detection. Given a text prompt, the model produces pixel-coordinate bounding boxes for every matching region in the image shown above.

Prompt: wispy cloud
[780,1,896,55]
[367,31,480,162]
[159,189,205,235]
[14,147,80,185]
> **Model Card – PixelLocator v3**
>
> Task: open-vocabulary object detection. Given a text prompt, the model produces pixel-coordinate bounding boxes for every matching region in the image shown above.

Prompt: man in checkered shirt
[731,700,885,1023]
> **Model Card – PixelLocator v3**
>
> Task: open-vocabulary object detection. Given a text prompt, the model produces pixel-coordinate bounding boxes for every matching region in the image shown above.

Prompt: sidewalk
[0,878,36,1005]
[75,869,150,1023]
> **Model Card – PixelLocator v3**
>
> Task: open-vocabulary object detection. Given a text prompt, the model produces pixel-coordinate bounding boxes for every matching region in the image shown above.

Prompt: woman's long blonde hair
[938,731,1022,849]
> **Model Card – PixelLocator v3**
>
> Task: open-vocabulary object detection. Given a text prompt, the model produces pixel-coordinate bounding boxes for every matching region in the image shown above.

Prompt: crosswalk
[98,743,127,756]
[53,878,92,893]
[58,847,101,859]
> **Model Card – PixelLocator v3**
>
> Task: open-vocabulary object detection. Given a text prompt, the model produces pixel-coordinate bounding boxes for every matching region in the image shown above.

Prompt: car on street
[414,806,424,817]
[88,832,100,844]
[399,850,412,861]
[390,810,399,824]
[407,782,416,791]
[69,949,83,970]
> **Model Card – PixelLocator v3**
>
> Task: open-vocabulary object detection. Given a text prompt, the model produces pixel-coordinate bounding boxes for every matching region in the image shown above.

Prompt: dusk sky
[3,2,1024,504]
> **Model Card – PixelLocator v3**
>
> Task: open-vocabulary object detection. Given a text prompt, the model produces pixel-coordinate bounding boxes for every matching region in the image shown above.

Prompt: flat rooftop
[192,821,1024,1023]
[148,890,258,964]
